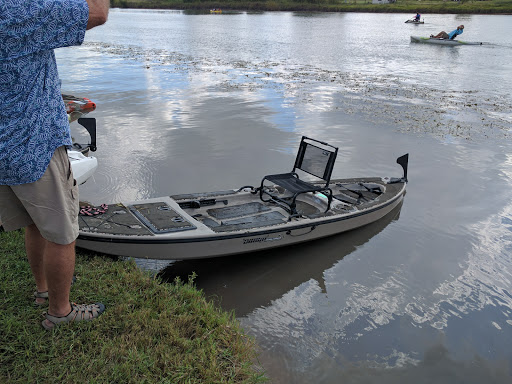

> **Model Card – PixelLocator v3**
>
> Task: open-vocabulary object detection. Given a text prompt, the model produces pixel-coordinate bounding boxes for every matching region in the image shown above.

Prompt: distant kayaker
[0,0,110,331]
[414,13,421,22]
[431,25,464,40]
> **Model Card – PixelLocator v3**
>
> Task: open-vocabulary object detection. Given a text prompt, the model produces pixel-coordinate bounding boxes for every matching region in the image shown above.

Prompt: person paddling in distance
[431,25,464,40]
[414,13,421,22]
[0,0,110,330]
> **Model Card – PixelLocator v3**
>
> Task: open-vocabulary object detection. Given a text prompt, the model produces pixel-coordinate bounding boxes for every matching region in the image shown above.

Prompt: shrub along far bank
[110,0,512,14]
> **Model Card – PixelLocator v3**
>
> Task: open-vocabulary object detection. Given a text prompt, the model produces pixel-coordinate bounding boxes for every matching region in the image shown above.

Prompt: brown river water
[59,9,512,383]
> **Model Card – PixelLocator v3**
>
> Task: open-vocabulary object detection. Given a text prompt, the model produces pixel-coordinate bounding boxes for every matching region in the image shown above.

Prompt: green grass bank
[0,229,265,383]
[111,0,512,14]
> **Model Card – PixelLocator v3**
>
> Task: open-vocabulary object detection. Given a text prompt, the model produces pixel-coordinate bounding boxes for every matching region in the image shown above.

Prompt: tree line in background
[110,0,512,14]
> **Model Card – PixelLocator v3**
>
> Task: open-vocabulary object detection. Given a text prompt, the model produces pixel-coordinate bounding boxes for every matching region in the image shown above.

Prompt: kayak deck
[79,178,403,238]
[77,148,408,260]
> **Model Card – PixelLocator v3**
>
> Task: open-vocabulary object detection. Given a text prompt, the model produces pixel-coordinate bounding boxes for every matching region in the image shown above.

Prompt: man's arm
[85,0,110,30]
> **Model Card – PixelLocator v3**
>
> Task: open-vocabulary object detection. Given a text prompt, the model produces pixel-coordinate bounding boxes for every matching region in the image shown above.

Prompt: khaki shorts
[0,146,79,245]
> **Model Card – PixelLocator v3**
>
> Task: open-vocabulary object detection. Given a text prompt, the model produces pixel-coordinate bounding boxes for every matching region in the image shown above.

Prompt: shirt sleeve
[0,0,89,61]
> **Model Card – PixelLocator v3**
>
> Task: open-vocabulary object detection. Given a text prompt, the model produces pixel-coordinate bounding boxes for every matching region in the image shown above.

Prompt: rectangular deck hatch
[128,202,196,234]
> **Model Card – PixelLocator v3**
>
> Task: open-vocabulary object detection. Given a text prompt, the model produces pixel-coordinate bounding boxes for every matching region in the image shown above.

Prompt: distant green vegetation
[111,0,512,14]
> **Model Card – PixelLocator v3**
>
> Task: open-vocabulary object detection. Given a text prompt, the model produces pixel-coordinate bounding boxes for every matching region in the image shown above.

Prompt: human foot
[42,302,105,330]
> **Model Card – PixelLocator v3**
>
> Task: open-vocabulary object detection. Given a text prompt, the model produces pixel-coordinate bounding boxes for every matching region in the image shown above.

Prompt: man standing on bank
[0,0,110,329]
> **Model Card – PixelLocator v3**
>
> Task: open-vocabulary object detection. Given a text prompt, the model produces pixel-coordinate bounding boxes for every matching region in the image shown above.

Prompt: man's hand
[85,0,110,30]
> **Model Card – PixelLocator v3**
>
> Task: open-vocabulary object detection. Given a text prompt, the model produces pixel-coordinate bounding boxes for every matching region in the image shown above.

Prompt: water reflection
[159,203,403,317]
[277,343,510,384]
[57,10,512,382]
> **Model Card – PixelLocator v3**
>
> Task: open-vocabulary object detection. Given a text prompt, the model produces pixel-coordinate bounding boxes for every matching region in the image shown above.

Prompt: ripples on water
[80,38,511,142]
[59,10,512,382]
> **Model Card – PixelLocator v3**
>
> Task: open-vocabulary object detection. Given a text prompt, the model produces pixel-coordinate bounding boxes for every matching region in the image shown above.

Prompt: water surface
[58,10,512,383]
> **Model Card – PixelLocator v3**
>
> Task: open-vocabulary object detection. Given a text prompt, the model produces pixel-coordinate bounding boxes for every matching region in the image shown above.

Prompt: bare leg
[26,224,48,304]
[432,31,448,39]
[44,240,75,317]
[41,242,105,329]
[26,223,74,317]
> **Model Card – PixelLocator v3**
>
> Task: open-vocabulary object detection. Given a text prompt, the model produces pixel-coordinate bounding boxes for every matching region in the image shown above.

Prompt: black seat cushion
[264,173,323,194]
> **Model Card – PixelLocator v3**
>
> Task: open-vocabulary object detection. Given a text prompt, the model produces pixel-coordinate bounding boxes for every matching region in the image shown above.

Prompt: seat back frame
[292,137,338,186]
[259,136,338,218]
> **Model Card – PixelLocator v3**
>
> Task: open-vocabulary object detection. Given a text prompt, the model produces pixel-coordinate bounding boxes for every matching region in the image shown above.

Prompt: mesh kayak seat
[259,136,338,217]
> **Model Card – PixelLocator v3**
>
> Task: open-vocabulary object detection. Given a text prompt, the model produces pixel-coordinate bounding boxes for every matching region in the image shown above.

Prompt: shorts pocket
[65,154,79,215]
[69,178,79,218]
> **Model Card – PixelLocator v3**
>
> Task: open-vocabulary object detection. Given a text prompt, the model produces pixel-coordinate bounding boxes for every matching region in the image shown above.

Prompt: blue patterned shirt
[0,0,89,185]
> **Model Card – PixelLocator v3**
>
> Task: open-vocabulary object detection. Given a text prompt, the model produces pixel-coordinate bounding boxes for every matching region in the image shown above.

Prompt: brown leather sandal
[42,302,105,330]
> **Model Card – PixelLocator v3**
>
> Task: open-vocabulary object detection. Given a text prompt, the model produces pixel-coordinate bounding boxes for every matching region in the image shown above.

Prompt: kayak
[63,94,99,185]
[76,149,409,260]
[69,149,98,185]
[405,20,424,24]
[68,117,98,185]
[410,36,483,46]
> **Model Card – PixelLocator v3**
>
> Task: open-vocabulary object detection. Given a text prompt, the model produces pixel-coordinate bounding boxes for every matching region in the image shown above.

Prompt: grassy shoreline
[110,0,512,14]
[0,229,265,383]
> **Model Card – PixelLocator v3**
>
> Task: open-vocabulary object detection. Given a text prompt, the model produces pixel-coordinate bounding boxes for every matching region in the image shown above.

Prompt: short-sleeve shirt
[0,0,89,185]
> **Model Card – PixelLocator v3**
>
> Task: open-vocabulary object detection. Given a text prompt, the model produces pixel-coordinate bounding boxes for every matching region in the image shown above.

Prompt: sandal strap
[34,291,49,299]
[67,302,105,321]
[33,275,76,300]
[44,302,105,327]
